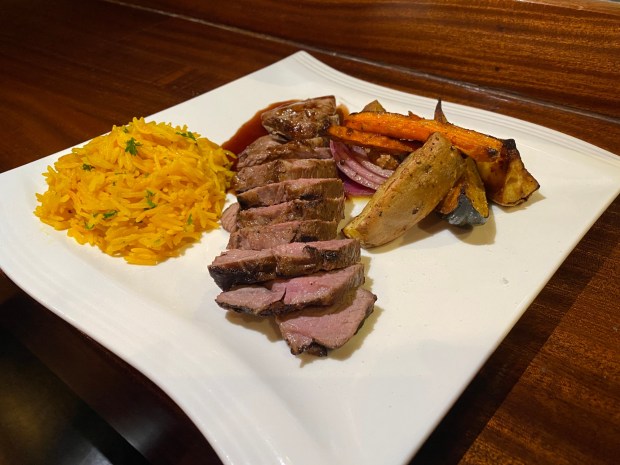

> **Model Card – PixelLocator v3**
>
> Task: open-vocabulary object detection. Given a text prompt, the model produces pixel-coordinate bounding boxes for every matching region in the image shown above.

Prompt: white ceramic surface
[1,51,619,465]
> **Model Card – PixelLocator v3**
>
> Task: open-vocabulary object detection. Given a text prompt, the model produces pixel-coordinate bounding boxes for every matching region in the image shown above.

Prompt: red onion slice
[330,141,391,190]
[351,153,394,178]
[335,159,382,190]
[339,173,376,196]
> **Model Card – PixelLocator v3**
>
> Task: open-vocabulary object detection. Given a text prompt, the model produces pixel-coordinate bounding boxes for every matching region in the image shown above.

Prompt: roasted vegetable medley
[329,100,540,247]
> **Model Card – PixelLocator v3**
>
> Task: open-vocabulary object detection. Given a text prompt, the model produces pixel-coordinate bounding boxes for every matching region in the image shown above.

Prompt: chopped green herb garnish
[82,163,94,171]
[103,210,118,219]
[125,137,142,156]
[85,222,94,230]
[187,214,193,225]
[176,131,197,141]
[145,190,157,209]
[122,126,129,133]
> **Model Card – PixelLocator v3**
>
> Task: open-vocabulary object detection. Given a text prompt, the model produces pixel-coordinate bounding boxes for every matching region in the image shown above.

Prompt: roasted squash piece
[433,99,538,206]
[343,133,465,248]
[434,100,489,226]
[436,157,489,226]
[362,99,387,112]
[476,139,540,206]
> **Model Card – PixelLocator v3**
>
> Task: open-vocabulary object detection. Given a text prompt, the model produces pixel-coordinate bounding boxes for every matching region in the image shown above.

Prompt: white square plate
[1,51,619,465]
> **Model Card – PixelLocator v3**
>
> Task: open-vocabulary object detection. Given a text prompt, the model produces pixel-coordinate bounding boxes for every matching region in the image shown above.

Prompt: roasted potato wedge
[343,133,465,248]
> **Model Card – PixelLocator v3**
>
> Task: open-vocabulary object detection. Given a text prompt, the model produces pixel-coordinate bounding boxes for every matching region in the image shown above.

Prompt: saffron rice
[35,118,236,265]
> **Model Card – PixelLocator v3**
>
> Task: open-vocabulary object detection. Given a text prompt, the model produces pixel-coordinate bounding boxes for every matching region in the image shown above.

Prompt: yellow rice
[35,117,236,265]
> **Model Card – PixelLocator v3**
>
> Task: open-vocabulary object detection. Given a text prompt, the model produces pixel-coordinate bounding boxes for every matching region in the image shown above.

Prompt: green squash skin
[437,157,490,227]
[440,191,488,226]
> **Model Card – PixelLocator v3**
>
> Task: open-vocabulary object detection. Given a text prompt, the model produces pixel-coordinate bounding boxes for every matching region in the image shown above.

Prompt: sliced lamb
[209,94,378,357]
[220,202,240,233]
[236,135,331,169]
[233,158,338,193]
[208,248,277,290]
[227,219,338,250]
[276,239,360,276]
[236,134,282,161]
[236,197,344,229]
[276,287,377,356]
[215,263,365,316]
[261,96,339,140]
[208,238,360,290]
[237,178,344,209]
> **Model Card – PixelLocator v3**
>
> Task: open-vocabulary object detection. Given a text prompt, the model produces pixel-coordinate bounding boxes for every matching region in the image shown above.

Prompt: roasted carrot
[343,111,504,162]
[327,125,418,154]
[426,101,538,205]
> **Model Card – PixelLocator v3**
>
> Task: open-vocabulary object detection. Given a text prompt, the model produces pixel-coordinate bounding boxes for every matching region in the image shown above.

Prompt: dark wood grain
[116,0,620,120]
[0,1,618,464]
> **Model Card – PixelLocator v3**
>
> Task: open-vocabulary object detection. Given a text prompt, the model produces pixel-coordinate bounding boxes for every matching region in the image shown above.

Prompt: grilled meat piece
[233,158,338,193]
[227,220,338,250]
[220,202,240,233]
[236,197,344,229]
[261,96,339,140]
[209,94,377,357]
[237,178,344,209]
[215,263,365,316]
[208,238,360,290]
[236,135,331,169]
[276,287,377,356]
[275,238,360,276]
[209,248,275,290]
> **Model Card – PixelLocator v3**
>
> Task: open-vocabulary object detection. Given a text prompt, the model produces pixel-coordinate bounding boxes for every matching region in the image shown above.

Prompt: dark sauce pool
[221,100,296,170]
[221,99,371,199]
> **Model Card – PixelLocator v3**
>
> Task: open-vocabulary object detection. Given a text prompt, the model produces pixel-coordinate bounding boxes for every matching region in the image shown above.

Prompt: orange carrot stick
[327,125,418,154]
[343,112,504,162]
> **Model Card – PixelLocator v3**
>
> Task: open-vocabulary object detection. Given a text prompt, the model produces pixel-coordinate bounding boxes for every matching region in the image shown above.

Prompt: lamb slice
[261,96,339,140]
[237,134,282,159]
[237,178,344,209]
[233,158,338,193]
[208,239,360,290]
[276,287,377,356]
[220,202,240,233]
[227,220,338,250]
[215,263,365,316]
[236,197,344,228]
[236,135,331,169]
[208,248,277,290]
[275,238,361,276]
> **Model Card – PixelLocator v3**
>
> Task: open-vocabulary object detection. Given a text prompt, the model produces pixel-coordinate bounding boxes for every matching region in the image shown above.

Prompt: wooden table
[1,1,618,464]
